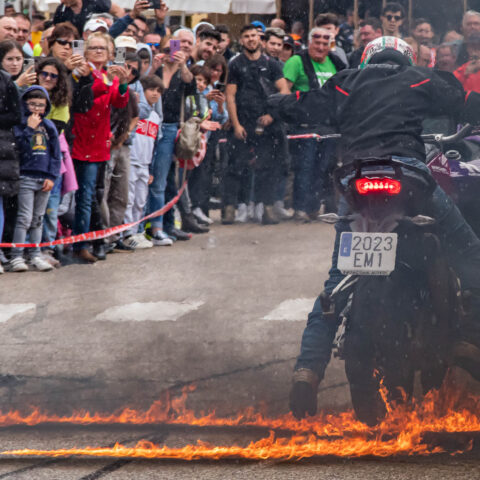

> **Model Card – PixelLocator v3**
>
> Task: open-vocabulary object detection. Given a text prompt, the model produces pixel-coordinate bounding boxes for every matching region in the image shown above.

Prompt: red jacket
[72,70,129,162]
[453,62,480,94]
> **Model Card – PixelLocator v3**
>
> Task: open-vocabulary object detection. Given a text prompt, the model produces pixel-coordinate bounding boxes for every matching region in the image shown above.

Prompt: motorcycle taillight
[355,178,402,195]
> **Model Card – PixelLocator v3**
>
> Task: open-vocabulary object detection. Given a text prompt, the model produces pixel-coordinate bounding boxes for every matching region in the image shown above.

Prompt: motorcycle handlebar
[421,123,474,144]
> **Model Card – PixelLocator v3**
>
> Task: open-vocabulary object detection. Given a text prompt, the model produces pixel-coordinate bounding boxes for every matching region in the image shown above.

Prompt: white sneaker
[151,230,173,246]
[235,203,248,223]
[30,256,54,272]
[9,257,28,272]
[254,203,264,223]
[42,251,61,268]
[193,207,213,225]
[273,200,293,220]
[132,233,153,249]
[0,263,3,274]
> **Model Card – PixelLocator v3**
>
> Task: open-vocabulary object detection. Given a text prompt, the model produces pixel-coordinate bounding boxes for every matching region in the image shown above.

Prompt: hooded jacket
[13,86,61,182]
[72,67,129,162]
[0,70,21,197]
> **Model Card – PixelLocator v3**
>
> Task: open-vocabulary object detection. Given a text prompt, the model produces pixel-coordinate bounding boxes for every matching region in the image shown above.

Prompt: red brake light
[355,178,402,195]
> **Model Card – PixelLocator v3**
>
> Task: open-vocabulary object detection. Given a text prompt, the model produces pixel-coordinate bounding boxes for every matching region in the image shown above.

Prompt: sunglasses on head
[39,71,59,80]
[55,38,72,47]
[386,15,402,21]
[312,33,331,41]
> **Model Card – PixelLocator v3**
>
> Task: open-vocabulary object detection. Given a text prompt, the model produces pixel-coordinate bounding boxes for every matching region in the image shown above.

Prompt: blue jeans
[296,157,480,378]
[42,175,62,249]
[291,138,335,213]
[73,160,101,251]
[147,123,178,229]
[12,176,51,259]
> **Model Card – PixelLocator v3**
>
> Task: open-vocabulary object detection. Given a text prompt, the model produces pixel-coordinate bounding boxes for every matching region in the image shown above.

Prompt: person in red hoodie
[72,31,129,263]
[454,33,480,93]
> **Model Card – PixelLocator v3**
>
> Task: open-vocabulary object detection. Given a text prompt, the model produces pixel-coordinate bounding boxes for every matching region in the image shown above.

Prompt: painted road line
[0,304,36,323]
[95,301,204,322]
[262,298,316,321]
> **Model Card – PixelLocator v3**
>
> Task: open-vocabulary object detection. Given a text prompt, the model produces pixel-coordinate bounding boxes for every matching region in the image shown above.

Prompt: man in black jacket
[272,37,480,420]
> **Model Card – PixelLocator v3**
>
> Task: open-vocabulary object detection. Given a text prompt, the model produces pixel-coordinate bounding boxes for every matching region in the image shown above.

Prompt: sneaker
[113,239,136,252]
[9,257,29,272]
[151,230,173,246]
[165,228,192,241]
[132,233,154,249]
[42,250,61,268]
[193,207,213,225]
[0,263,3,274]
[0,249,8,265]
[235,203,248,223]
[273,201,293,221]
[30,256,54,272]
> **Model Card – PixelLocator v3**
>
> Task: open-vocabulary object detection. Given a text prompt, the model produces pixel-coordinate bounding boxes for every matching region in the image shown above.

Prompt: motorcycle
[318,125,476,426]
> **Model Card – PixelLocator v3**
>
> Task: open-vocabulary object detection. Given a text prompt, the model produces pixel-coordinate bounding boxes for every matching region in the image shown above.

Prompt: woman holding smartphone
[0,40,36,91]
[71,32,129,263]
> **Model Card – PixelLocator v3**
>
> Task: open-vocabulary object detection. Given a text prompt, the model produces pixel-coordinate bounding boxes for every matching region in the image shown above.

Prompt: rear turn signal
[355,178,402,195]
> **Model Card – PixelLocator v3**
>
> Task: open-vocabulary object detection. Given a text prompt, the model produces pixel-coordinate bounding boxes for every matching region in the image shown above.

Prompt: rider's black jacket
[271,64,480,164]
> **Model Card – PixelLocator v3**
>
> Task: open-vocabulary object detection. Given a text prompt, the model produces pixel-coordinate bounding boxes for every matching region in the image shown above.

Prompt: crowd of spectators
[0,0,476,272]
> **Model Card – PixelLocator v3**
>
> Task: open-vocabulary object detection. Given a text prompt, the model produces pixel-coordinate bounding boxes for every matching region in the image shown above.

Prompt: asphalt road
[0,219,478,478]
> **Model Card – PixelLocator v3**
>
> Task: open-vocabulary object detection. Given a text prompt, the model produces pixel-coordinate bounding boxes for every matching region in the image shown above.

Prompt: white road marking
[262,298,316,321]
[95,301,204,322]
[0,303,36,323]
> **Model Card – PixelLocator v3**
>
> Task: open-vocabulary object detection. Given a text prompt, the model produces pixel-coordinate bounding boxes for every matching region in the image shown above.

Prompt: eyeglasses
[55,38,72,48]
[147,42,160,47]
[386,15,402,21]
[126,64,139,76]
[87,46,107,52]
[26,101,46,110]
[312,33,331,41]
[39,71,59,80]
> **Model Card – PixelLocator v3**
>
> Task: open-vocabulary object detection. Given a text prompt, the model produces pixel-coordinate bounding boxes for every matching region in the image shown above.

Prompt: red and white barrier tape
[0,180,187,249]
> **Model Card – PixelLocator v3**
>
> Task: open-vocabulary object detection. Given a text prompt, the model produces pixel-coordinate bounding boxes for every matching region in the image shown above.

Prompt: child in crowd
[123,75,165,248]
[10,86,61,272]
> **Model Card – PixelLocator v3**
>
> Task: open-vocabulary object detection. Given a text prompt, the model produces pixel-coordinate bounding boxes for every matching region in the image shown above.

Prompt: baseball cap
[283,35,294,48]
[251,21,266,32]
[84,19,108,33]
[114,35,137,50]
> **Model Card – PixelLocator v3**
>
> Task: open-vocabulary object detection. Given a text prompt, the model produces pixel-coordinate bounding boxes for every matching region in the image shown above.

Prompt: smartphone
[114,47,126,66]
[216,82,226,93]
[23,57,35,72]
[149,0,161,8]
[72,39,84,56]
[169,39,181,60]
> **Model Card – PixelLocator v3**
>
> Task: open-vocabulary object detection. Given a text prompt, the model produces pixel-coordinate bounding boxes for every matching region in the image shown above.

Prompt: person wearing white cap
[114,35,137,52]
[83,18,108,40]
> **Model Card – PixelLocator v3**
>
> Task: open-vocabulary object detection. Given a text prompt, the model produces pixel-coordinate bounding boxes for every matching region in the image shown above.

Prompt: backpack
[175,94,205,161]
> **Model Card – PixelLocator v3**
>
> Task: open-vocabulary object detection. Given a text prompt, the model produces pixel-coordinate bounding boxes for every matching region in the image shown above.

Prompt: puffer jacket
[72,68,129,162]
[0,70,21,197]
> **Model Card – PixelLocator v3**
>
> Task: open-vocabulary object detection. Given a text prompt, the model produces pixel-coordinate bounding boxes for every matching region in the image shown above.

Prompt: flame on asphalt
[1,384,479,460]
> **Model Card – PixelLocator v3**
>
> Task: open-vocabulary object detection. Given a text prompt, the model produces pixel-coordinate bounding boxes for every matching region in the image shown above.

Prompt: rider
[270,37,480,419]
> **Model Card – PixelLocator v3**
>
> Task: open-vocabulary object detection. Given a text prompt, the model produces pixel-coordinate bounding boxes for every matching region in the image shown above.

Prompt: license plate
[337,232,398,276]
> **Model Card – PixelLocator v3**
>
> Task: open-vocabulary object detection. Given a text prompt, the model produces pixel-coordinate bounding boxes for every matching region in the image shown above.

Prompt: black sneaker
[165,228,192,241]
[113,239,136,252]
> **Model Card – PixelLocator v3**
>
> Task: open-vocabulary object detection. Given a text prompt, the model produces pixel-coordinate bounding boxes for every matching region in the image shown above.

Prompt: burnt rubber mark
[77,459,132,480]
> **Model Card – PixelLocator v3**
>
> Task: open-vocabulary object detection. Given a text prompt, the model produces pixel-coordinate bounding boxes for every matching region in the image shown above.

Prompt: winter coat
[13,86,62,182]
[0,70,21,197]
[72,68,129,162]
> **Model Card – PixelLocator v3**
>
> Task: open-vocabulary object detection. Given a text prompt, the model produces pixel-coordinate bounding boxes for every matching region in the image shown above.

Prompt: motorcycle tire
[344,274,418,426]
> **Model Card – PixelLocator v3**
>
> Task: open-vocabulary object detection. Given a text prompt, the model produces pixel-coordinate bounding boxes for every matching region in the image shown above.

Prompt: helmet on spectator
[360,36,416,68]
